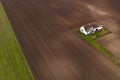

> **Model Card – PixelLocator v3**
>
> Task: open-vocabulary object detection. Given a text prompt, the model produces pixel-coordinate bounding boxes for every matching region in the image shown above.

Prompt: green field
[76,29,120,69]
[0,2,34,80]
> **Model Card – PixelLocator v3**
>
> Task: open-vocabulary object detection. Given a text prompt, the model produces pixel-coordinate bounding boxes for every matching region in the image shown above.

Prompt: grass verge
[0,2,34,80]
[75,29,120,68]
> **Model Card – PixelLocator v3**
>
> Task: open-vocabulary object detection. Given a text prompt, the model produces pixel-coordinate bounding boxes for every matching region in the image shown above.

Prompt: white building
[80,23,103,35]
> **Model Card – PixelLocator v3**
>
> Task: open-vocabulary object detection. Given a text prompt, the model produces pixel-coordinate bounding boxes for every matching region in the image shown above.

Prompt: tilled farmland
[1,0,120,80]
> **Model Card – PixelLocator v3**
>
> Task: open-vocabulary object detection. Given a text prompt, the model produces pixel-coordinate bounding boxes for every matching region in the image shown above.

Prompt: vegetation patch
[0,2,34,80]
[75,29,120,69]
[88,28,112,40]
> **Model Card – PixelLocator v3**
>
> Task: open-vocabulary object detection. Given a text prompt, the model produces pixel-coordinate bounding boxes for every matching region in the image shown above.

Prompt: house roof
[84,23,99,32]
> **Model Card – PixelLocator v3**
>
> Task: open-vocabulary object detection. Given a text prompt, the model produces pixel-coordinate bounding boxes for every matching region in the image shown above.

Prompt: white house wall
[80,26,88,35]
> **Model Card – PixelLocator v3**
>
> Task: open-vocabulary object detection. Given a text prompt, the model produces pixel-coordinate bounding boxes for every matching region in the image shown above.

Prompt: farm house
[80,23,103,35]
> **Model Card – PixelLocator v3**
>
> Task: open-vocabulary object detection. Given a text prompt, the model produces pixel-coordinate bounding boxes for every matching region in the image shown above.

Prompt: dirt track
[1,0,120,80]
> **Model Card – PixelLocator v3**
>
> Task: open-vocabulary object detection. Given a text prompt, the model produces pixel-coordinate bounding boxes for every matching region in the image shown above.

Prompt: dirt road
[1,0,120,80]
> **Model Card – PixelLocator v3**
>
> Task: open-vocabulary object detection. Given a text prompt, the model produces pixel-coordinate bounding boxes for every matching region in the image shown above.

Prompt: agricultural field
[76,28,120,68]
[1,0,120,80]
[95,15,120,58]
[97,18,120,67]
[0,2,33,80]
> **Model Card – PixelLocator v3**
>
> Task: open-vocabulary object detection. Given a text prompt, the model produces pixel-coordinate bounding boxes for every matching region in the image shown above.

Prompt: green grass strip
[75,29,118,66]
[0,2,34,80]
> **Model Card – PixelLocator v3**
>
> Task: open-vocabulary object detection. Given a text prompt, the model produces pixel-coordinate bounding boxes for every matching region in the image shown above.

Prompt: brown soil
[1,0,120,80]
